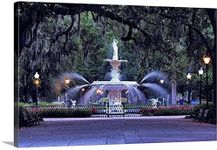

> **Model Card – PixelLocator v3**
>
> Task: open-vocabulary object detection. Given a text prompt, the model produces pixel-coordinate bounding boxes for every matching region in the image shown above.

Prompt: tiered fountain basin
[91,81,139,86]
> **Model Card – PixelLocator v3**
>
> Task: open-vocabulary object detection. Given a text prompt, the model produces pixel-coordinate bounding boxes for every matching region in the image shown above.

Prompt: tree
[15,2,215,103]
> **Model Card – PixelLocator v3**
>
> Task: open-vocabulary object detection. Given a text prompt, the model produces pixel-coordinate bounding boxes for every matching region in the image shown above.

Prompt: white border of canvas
[0,0,216,150]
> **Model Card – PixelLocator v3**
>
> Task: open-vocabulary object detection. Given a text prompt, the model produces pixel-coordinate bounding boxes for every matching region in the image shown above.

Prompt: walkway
[18,116,217,147]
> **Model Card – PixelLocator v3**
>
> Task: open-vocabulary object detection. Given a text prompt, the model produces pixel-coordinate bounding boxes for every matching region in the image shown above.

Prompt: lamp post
[186,73,192,104]
[96,89,103,102]
[33,72,40,106]
[198,68,204,105]
[80,88,85,104]
[203,53,211,108]
[64,78,70,107]
[159,79,165,104]
[64,79,70,85]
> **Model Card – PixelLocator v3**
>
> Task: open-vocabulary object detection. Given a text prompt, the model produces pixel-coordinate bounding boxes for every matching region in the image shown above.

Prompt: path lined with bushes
[18,116,217,147]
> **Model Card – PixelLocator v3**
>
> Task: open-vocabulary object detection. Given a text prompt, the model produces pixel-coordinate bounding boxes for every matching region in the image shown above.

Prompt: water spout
[140,71,165,83]
[141,83,168,96]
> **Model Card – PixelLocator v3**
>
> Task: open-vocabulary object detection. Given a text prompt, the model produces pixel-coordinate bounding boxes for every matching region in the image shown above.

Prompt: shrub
[140,105,194,116]
[139,106,157,116]
[191,104,216,124]
[38,107,92,118]
[125,104,146,109]
[207,105,217,124]
[38,101,64,107]
[91,107,97,114]
[18,102,33,107]
[19,106,43,128]
[190,104,207,116]
[18,102,64,108]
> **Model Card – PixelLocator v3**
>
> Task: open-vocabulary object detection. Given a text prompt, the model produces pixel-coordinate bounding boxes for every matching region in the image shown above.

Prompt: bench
[193,109,209,122]
[199,109,209,122]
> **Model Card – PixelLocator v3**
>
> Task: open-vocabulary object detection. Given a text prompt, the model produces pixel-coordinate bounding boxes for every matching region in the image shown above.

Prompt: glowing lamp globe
[203,54,211,64]
[186,73,192,80]
[34,72,40,79]
[198,68,204,75]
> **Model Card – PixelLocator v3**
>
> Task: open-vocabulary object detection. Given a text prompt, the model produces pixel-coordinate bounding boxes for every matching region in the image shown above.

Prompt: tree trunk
[212,10,217,105]
[207,9,217,105]
[171,79,177,105]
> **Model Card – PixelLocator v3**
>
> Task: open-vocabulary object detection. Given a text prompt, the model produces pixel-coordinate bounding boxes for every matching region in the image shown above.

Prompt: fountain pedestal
[108,90,122,105]
[107,90,124,115]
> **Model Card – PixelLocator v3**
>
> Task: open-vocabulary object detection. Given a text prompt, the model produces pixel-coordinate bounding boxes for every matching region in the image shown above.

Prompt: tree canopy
[14,2,216,102]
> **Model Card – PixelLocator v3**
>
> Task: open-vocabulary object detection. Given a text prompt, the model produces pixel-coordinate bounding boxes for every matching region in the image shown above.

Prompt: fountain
[56,39,169,114]
[90,39,140,114]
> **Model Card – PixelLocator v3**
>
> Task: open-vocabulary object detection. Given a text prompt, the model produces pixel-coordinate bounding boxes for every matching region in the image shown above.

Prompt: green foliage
[17,4,214,102]
[190,104,216,124]
[140,105,194,116]
[18,102,33,108]
[39,107,92,118]
[18,102,64,107]
[19,107,43,128]
[125,104,146,109]
[98,97,109,102]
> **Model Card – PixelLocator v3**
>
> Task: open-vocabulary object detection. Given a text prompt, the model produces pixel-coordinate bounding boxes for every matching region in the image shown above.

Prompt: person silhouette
[178,97,185,105]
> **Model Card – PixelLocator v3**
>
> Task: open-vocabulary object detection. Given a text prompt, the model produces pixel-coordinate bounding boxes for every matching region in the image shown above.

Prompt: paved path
[18,116,217,147]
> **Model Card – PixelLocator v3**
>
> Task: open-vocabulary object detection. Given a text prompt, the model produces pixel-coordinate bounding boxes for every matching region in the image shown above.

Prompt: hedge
[140,105,194,116]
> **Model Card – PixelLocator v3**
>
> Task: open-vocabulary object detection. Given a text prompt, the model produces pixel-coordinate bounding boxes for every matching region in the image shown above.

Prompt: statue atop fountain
[105,39,127,82]
[112,39,119,60]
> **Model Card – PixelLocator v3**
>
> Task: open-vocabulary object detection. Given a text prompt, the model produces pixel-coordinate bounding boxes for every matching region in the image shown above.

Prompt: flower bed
[140,105,194,116]
[19,106,43,128]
